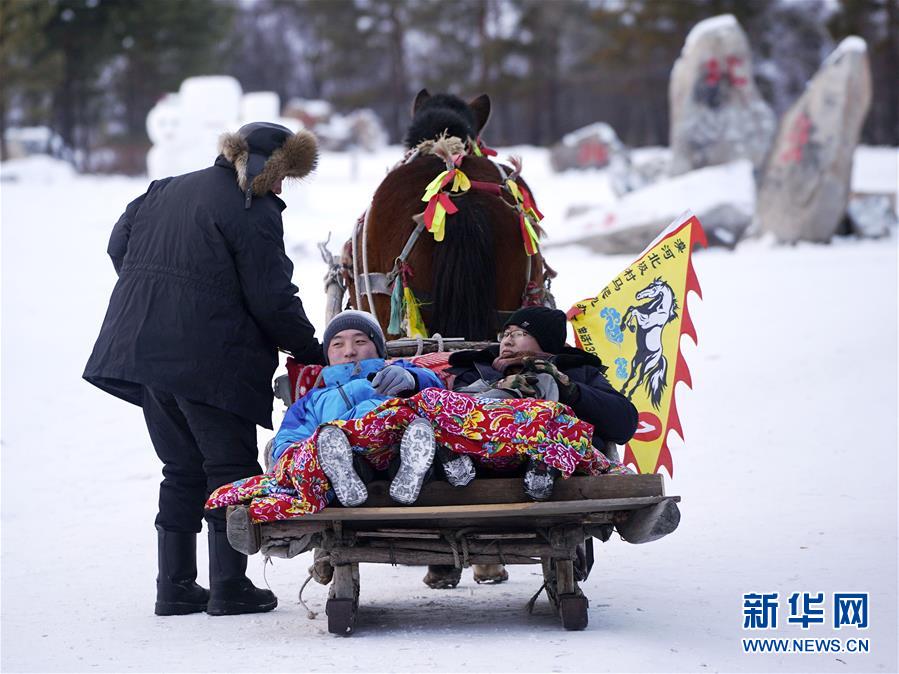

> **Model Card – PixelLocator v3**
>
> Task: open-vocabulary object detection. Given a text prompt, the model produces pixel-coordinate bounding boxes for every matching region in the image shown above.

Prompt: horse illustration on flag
[620,277,679,409]
[567,213,706,476]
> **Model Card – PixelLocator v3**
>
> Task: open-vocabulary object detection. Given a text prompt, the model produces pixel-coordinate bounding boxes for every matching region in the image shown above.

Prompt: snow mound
[1,155,76,183]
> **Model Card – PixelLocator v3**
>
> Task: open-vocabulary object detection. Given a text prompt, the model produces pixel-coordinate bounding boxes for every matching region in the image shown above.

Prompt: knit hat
[503,306,567,354]
[218,121,318,208]
[322,310,387,364]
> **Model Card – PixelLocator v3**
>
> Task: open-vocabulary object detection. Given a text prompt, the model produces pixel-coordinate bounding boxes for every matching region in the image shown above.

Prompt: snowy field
[2,147,897,673]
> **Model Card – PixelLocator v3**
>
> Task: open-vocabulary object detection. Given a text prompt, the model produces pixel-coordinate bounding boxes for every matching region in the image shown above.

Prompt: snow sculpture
[757,37,872,243]
[146,77,295,180]
[668,14,775,176]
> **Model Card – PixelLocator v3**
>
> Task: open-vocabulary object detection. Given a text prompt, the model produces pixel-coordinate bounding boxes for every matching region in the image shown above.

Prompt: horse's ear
[469,94,491,133]
[412,89,431,116]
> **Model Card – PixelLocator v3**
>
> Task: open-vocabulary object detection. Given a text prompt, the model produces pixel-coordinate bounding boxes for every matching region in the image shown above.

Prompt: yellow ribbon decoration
[521,214,540,253]
[422,170,450,202]
[429,203,447,242]
[506,179,522,202]
[403,287,428,338]
[452,170,471,192]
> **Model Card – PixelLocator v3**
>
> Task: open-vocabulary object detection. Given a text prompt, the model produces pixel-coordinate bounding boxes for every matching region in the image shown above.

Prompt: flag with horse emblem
[566,213,707,476]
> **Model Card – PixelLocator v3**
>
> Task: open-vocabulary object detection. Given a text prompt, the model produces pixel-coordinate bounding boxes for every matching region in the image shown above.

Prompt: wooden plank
[261,520,331,538]
[362,474,665,507]
[328,548,541,566]
[292,496,677,521]
[364,538,562,558]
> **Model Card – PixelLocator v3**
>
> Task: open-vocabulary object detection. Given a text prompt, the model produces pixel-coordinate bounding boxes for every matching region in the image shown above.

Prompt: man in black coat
[84,122,324,616]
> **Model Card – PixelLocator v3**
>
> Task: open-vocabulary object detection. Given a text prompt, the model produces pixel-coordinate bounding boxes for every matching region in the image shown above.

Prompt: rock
[549,123,640,194]
[758,37,873,243]
[549,160,755,254]
[669,14,776,176]
[700,204,753,249]
[847,195,896,239]
[550,122,623,171]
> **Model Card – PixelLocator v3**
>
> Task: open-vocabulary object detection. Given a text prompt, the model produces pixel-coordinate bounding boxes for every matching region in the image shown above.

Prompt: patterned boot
[389,418,436,504]
[523,458,561,501]
[317,426,368,507]
[437,445,476,487]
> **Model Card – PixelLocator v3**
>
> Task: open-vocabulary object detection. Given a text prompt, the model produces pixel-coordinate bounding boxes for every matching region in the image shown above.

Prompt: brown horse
[338,90,555,342]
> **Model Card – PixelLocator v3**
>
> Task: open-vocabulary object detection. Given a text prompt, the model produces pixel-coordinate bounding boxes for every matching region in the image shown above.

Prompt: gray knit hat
[322,310,387,363]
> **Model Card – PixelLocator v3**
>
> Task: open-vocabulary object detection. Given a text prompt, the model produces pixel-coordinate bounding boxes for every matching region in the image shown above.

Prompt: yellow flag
[567,213,707,476]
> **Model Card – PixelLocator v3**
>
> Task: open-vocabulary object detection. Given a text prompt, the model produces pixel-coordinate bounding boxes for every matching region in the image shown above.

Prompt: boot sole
[442,453,476,487]
[317,427,368,507]
[206,597,278,616]
[523,468,556,501]
[390,419,435,504]
[155,600,207,616]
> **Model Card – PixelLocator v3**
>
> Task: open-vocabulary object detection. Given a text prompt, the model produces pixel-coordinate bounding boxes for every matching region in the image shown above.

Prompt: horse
[331,90,555,342]
[619,278,679,409]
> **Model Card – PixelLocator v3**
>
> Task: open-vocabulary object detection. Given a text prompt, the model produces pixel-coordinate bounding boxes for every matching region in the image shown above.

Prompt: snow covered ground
[2,147,897,673]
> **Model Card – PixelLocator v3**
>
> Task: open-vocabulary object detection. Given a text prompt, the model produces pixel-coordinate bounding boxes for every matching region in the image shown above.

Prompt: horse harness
[347,138,555,335]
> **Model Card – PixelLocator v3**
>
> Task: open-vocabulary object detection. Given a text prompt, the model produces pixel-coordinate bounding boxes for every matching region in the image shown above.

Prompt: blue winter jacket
[272,358,443,460]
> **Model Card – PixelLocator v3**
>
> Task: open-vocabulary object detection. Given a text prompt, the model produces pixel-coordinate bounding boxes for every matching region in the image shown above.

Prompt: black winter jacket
[83,156,324,428]
[447,345,638,445]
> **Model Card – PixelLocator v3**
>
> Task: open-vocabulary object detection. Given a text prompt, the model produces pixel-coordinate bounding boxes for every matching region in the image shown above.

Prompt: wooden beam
[363,474,665,507]
[616,499,681,544]
[290,496,677,522]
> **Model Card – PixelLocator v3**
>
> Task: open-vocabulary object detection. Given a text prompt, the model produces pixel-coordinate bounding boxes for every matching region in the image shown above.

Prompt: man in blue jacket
[84,122,322,617]
[274,310,473,507]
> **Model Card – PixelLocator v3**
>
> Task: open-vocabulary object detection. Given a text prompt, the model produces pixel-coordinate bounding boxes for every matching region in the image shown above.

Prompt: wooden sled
[226,472,680,635]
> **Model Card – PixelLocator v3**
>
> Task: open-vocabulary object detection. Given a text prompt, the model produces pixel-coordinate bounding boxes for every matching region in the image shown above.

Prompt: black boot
[206,527,277,616]
[155,527,209,616]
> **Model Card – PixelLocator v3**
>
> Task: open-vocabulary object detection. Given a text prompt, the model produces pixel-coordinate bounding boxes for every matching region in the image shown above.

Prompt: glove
[523,359,579,403]
[495,372,541,399]
[371,365,416,396]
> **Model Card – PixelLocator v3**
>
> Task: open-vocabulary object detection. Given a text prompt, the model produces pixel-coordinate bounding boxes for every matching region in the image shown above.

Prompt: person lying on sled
[208,309,635,523]
[422,305,639,589]
[270,309,471,507]
[448,305,639,498]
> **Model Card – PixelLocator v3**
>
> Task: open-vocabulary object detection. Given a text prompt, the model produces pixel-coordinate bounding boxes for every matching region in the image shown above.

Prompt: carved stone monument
[669,14,776,176]
[757,37,872,243]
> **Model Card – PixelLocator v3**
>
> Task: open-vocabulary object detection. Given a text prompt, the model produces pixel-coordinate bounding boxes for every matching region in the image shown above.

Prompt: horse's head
[404,89,491,148]
[636,277,669,301]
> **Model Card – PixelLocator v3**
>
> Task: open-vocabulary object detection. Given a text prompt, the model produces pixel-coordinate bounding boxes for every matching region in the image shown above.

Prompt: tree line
[2,0,896,172]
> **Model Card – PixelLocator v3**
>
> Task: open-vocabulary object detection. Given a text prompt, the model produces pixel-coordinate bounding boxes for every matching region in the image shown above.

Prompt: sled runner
[226,338,681,636]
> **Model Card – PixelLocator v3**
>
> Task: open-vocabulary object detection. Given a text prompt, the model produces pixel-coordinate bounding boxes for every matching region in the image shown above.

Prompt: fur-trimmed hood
[218,127,318,198]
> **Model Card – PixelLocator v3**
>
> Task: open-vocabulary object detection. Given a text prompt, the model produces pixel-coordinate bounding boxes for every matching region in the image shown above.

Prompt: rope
[432,332,445,352]
[442,533,462,569]
[525,581,548,614]
[297,573,319,620]
[414,334,424,357]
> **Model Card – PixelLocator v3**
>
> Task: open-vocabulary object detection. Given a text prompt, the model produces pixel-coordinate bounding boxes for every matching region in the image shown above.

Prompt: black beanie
[503,306,567,354]
[322,310,387,364]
